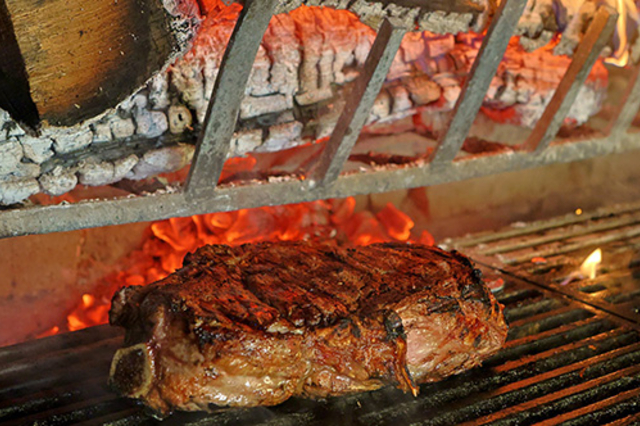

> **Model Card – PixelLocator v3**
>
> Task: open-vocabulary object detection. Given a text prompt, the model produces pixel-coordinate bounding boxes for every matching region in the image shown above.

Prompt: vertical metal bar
[428,0,527,165]
[607,63,640,138]
[521,6,617,153]
[184,0,278,198]
[309,18,406,187]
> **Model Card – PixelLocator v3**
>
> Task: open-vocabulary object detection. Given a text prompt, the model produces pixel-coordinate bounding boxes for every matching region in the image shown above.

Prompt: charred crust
[382,310,406,341]
[193,323,235,346]
[451,250,475,269]
[109,286,143,327]
[472,268,483,281]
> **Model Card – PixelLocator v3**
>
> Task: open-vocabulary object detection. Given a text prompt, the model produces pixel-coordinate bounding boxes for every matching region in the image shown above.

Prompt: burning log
[0,1,617,205]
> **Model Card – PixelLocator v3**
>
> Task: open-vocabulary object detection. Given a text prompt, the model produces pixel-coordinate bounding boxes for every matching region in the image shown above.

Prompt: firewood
[0,0,199,131]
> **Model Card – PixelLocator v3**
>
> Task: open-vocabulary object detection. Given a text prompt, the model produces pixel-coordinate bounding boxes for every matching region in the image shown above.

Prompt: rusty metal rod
[2,130,640,238]
[184,0,278,197]
[521,5,618,153]
[309,18,406,186]
[428,0,527,165]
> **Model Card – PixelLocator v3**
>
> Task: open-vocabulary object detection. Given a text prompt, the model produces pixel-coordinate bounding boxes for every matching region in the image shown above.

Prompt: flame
[56,198,434,334]
[604,0,639,67]
[580,248,602,279]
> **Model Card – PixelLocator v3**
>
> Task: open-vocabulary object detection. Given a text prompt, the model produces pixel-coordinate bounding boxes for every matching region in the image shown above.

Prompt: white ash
[0,140,23,176]
[78,154,138,186]
[240,95,292,120]
[0,178,39,204]
[126,145,194,180]
[39,166,78,196]
[50,128,93,154]
[92,121,113,144]
[78,160,116,186]
[418,11,475,34]
[369,90,392,124]
[258,122,304,152]
[5,122,26,138]
[110,116,136,139]
[135,110,168,139]
[388,86,414,114]
[148,73,171,110]
[20,135,54,163]
[230,130,263,157]
[11,162,41,179]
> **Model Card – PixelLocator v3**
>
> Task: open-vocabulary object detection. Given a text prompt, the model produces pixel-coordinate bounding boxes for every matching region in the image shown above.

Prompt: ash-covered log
[0,0,620,205]
[0,0,200,131]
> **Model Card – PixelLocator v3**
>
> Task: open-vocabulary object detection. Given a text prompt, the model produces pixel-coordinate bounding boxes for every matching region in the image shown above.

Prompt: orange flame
[58,198,434,334]
[580,248,602,279]
[605,0,639,67]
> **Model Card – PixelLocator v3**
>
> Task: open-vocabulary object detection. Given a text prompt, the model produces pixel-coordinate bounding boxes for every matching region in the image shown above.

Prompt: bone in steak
[109,241,507,416]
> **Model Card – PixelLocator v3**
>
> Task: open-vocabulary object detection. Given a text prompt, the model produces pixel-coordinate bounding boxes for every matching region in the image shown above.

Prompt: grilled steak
[109,241,507,415]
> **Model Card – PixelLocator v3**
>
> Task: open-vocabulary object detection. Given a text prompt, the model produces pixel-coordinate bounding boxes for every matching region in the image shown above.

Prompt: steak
[109,241,507,416]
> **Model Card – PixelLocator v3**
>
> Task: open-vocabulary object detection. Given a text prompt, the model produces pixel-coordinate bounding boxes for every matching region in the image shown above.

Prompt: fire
[604,0,637,67]
[561,247,602,285]
[57,198,434,335]
[580,248,602,279]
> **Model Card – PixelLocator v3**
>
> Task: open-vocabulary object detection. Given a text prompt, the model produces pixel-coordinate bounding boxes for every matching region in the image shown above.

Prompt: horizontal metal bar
[522,5,618,153]
[184,0,278,197]
[310,18,406,186]
[452,201,640,248]
[428,0,527,164]
[479,212,640,256]
[2,130,640,239]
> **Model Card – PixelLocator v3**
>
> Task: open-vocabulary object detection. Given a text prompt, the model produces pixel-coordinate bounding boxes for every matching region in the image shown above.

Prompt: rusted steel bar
[309,18,406,186]
[2,130,640,238]
[184,0,278,197]
[428,0,527,165]
[521,5,617,153]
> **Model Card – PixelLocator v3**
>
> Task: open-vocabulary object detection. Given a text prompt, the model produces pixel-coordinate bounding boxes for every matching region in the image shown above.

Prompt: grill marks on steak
[109,241,507,415]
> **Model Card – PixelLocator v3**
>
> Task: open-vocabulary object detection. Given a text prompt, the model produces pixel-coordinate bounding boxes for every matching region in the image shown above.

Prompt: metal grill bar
[184,0,278,197]
[310,18,406,186]
[0,0,638,238]
[4,130,640,238]
[522,5,618,153]
[428,0,527,164]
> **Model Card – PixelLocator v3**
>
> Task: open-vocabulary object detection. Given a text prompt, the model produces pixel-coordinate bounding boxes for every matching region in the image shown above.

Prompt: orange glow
[376,203,414,241]
[531,257,547,264]
[605,0,636,67]
[58,198,435,335]
[580,248,602,279]
[36,326,59,338]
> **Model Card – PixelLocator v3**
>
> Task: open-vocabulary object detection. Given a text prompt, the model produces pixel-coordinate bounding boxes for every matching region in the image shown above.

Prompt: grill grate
[3,275,640,425]
[454,200,640,325]
[1,1,636,240]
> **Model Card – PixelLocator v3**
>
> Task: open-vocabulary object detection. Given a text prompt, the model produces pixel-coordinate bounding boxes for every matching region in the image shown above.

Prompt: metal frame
[0,0,632,239]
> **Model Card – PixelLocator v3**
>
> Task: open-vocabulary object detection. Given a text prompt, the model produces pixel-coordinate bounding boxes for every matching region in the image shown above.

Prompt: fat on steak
[108,241,507,415]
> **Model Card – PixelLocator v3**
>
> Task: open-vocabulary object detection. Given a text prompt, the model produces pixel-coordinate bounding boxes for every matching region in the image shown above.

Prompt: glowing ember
[580,248,602,279]
[575,208,583,215]
[59,198,435,334]
[531,256,547,264]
